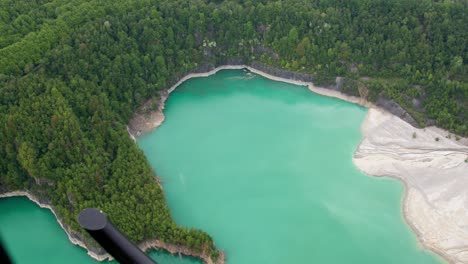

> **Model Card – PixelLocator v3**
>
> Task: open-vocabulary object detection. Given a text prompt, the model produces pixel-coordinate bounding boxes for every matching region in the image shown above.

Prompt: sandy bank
[354,109,468,264]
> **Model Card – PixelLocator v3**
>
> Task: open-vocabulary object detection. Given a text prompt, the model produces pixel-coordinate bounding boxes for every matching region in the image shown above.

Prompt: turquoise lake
[137,70,443,264]
[0,69,443,263]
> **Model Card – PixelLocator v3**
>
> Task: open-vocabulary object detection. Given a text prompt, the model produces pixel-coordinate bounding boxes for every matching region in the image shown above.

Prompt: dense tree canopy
[0,0,466,260]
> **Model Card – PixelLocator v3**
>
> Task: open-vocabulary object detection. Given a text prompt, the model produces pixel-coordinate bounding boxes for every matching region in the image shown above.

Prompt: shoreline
[254,67,468,263]
[0,191,112,261]
[354,108,468,264]
[129,65,468,263]
[128,64,375,138]
[128,65,249,137]
[0,191,224,264]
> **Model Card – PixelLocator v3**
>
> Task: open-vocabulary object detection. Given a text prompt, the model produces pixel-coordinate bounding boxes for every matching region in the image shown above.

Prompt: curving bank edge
[128,65,468,264]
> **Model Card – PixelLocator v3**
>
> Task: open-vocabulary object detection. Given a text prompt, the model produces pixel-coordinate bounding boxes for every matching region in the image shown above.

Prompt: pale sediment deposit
[354,108,468,264]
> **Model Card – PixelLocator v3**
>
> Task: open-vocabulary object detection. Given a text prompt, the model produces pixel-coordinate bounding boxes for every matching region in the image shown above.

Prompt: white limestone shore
[354,109,468,264]
[129,65,468,263]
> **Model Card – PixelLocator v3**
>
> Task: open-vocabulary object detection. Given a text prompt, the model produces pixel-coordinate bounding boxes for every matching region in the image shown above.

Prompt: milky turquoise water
[0,196,200,264]
[137,70,443,264]
[0,69,443,264]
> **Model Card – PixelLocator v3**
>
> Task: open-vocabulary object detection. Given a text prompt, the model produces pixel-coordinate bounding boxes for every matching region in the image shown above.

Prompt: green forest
[0,0,466,261]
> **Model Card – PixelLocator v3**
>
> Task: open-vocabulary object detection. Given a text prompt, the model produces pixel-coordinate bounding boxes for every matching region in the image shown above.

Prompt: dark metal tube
[0,238,13,264]
[78,208,156,264]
